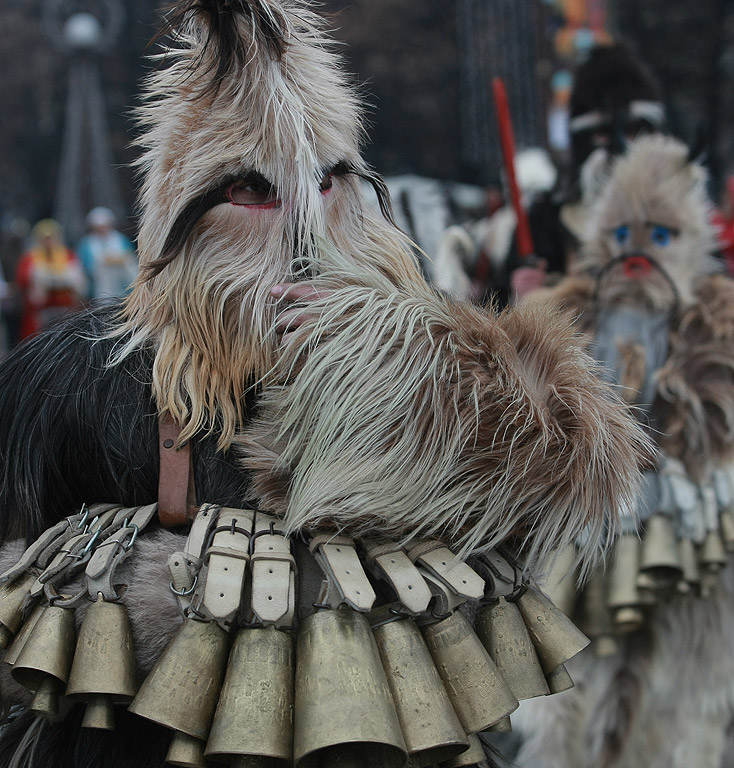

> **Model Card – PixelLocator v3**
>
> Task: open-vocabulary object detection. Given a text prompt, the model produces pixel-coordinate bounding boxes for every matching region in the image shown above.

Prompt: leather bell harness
[158,413,198,528]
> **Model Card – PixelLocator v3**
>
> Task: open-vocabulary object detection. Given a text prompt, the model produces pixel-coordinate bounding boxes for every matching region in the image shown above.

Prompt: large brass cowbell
[12,605,77,717]
[514,586,590,674]
[373,617,468,766]
[206,626,294,765]
[475,597,549,701]
[294,609,407,768]
[129,618,230,742]
[421,610,518,734]
[65,597,138,729]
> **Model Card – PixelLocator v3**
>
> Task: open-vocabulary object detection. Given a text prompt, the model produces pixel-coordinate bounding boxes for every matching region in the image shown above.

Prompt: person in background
[504,43,667,303]
[77,206,138,300]
[15,218,86,340]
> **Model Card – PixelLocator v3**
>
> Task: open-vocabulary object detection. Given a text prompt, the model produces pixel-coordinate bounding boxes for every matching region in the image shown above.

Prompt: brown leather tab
[158,414,198,528]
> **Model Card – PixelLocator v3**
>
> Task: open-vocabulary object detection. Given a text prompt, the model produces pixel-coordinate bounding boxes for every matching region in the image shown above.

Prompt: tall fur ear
[160,0,291,88]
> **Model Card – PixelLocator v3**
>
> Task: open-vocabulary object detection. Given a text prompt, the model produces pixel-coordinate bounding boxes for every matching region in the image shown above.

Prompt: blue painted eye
[614,225,630,244]
[651,225,671,247]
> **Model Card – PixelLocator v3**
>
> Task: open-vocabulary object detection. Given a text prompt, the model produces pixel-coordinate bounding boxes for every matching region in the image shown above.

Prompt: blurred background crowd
[1,0,734,351]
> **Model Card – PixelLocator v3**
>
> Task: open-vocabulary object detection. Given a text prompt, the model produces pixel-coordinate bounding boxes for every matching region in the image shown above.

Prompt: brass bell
[607,535,643,609]
[293,608,407,768]
[66,596,138,729]
[538,545,578,617]
[129,618,230,741]
[606,534,646,633]
[639,514,682,589]
[699,530,728,572]
[166,731,208,768]
[677,537,700,593]
[577,569,617,654]
[488,715,512,732]
[422,610,518,734]
[720,509,734,552]
[0,571,37,650]
[545,662,575,694]
[4,603,45,666]
[206,626,294,765]
[475,597,549,700]
[373,616,468,766]
[515,586,590,673]
[12,605,77,717]
[440,732,486,767]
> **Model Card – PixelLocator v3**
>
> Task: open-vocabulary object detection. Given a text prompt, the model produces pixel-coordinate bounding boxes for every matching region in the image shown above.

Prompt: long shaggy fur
[237,263,652,574]
[113,0,421,450]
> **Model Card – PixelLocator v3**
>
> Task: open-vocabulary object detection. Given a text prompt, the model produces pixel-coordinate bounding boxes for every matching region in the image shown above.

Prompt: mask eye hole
[226,176,279,207]
[651,225,672,247]
[614,225,630,245]
[319,172,333,194]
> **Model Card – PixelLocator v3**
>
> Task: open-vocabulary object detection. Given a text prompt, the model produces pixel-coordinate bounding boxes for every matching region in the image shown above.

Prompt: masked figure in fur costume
[512,134,734,768]
[0,2,652,767]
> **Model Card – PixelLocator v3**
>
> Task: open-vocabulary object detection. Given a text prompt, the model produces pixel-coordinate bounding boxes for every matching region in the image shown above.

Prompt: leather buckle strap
[158,414,198,528]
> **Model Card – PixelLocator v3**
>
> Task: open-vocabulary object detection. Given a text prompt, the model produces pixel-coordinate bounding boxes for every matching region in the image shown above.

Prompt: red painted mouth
[623,255,653,278]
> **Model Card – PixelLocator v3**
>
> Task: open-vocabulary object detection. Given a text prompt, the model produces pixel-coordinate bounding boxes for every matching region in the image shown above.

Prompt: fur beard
[236,272,653,577]
[511,561,734,768]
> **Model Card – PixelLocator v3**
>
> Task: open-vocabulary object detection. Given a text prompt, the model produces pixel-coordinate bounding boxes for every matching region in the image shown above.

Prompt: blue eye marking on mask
[651,225,672,246]
[614,225,630,244]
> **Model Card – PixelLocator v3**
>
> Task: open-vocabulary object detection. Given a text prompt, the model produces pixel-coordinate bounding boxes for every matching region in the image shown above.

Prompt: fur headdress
[113,0,422,449]
[583,134,716,311]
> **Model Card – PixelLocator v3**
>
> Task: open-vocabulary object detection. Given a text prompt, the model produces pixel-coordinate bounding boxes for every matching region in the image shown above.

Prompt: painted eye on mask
[650,225,672,247]
[226,175,280,208]
[613,225,630,245]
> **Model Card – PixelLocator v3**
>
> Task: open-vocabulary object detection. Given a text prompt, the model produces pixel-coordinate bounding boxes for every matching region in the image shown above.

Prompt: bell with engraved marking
[475,597,549,701]
[4,603,45,666]
[639,514,683,589]
[294,608,407,768]
[421,610,517,734]
[66,596,137,730]
[515,586,590,673]
[205,626,294,765]
[373,616,468,766]
[129,617,230,741]
[0,571,37,650]
[11,605,76,717]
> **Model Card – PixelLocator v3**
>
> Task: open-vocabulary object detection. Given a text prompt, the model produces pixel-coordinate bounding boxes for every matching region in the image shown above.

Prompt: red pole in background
[492,76,536,264]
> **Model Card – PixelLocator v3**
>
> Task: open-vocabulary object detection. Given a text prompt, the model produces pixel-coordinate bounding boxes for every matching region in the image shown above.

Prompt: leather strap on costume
[158,414,198,528]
